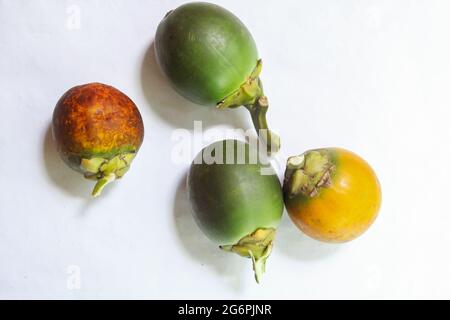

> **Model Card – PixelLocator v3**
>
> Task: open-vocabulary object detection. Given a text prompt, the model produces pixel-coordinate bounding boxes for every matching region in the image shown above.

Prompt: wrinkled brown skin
[52,83,144,171]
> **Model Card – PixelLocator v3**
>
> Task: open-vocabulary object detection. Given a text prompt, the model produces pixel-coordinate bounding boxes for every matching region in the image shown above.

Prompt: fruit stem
[220,228,276,284]
[92,174,116,197]
[250,241,272,284]
[217,60,280,155]
[80,152,136,197]
[245,96,280,155]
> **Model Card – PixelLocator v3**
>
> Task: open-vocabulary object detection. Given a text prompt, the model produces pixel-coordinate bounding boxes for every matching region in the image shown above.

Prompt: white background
[1,0,449,299]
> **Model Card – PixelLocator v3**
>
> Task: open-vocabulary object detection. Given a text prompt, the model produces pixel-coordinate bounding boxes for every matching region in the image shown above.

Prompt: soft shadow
[140,42,250,131]
[173,172,246,291]
[42,123,116,201]
[276,213,341,260]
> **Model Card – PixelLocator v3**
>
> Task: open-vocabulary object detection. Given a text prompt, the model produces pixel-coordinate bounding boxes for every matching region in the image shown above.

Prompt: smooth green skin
[155,2,259,106]
[187,140,284,245]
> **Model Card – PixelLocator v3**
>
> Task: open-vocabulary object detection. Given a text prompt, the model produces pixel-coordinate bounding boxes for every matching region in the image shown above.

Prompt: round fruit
[283,148,381,243]
[52,83,144,197]
[155,2,279,153]
[187,140,284,282]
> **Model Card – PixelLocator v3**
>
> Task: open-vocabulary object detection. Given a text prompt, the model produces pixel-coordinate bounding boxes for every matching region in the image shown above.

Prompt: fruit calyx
[80,152,136,197]
[220,228,276,284]
[217,59,263,109]
[217,60,280,155]
[284,150,335,199]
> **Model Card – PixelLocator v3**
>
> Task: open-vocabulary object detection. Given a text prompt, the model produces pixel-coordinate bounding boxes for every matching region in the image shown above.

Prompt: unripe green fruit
[155,2,280,154]
[187,140,284,283]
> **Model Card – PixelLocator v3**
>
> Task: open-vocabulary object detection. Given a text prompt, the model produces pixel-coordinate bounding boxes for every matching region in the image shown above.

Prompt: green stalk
[218,60,280,155]
[80,152,136,197]
[220,228,276,284]
[245,96,280,155]
[92,174,116,197]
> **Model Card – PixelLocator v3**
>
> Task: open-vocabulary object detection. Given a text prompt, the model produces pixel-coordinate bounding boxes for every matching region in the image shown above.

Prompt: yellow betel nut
[283,148,382,243]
